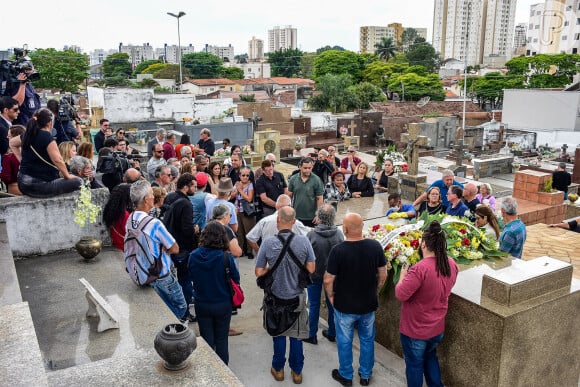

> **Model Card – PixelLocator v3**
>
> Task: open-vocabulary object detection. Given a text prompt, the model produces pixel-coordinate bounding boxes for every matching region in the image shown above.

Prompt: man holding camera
[7,64,40,126]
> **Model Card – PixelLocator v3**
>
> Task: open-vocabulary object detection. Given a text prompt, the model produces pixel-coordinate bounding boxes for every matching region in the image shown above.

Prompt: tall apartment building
[268,25,297,52]
[203,44,235,61]
[412,28,429,40]
[118,43,155,69]
[158,44,195,64]
[248,36,265,60]
[513,23,527,56]
[89,49,117,66]
[433,0,516,66]
[388,23,404,43]
[526,0,579,55]
[359,26,397,53]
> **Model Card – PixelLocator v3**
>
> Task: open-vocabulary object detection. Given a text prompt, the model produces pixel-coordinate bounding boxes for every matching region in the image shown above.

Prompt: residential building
[204,44,235,61]
[412,28,429,40]
[248,36,265,60]
[268,25,297,52]
[513,23,527,56]
[359,26,397,53]
[388,23,404,43]
[433,0,517,66]
[181,78,238,96]
[118,43,155,69]
[526,0,580,55]
[89,49,116,66]
[63,45,83,54]
[159,44,195,64]
[224,61,271,79]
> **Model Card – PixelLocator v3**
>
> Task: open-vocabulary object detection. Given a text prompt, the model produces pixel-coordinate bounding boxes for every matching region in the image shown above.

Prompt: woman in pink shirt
[395,221,459,387]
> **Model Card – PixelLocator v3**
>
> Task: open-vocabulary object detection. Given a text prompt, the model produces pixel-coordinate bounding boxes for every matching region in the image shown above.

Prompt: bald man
[462,182,480,220]
[324,213,387,386]
[246,194,311,253]
[255,206,316,383]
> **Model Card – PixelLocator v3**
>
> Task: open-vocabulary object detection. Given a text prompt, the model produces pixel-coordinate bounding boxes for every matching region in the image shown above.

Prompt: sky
[5,0,538,55]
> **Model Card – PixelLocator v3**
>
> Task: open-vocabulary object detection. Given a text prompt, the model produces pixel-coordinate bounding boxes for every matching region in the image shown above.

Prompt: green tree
[313,50,364,83]
[182,52,223,79]
[152,64,181,81]
[134,78,160,88]
[401,28,419,52]
[374,37,397,62]
[132,59,162,76]
[362,61,409,89]
[234,54,248,63]
[268,48,303,77]
[239,94,256,102]
[347,82,386,110]
[506,53,580,88]
[221,66,245,80]
[28,48,89,92]
[405,42,440,73]
[308,73,354,113]
[466,72,525,109]
[387,72,445,101]
[102,52,132,79]
[316,45,345,54]
[300,52,316,79]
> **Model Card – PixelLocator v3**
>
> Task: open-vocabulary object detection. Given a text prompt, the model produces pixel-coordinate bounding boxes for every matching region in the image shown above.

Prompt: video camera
[58,95,78,122]
[97,151,133,175]
[0,46,40,96]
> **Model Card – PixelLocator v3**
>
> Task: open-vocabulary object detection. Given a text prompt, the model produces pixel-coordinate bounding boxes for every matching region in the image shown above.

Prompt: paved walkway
[225,257,407,387]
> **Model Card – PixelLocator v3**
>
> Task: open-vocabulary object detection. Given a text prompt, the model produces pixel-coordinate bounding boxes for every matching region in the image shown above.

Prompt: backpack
[124,213,163,286]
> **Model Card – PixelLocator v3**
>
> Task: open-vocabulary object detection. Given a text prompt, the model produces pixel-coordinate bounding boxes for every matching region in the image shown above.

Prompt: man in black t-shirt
[552,162,571,200]
[255,159,288,217]
[324,213,387,386]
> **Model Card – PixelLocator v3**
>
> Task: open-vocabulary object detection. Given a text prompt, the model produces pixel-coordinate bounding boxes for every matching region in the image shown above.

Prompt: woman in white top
[474,205,501,240]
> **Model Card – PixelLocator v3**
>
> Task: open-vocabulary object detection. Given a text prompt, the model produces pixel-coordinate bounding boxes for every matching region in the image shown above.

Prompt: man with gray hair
[303,203,344,345]
[196,127,215,156]
[70,156,103,189]
[413,169,464,208]
[147,128,166,157]
[123,168,143,184]
[498,197,526,258]
[247,194,311,253]
[126,180,195,323]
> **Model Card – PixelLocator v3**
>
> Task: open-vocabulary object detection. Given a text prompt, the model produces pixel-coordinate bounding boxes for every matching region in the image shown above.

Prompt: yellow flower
[455,241,462,247]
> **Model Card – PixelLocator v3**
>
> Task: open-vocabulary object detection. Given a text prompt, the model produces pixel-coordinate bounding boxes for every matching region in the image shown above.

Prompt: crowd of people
[2,100,570,386]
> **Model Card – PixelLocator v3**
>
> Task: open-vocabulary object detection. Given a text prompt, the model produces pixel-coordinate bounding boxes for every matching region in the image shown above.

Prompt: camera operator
[7,62,40,126]
[46,100,79,144]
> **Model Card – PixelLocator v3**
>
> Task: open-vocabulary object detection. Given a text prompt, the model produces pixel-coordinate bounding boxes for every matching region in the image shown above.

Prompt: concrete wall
[87,87,236,125]
[0,189,111,256]
[503,89,580,132]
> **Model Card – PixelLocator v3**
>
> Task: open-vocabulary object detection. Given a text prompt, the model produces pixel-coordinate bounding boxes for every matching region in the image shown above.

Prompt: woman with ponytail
[17,108,82,197]
[395,220,459,387]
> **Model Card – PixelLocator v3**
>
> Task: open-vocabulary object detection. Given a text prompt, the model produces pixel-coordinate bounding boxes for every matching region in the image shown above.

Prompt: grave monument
[399,123,428,202]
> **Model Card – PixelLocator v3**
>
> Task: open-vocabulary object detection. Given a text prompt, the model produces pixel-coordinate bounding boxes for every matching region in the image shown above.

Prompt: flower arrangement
[374,145,408,172]
[366,213,508,285]
[215,148,231,156]
[242,145,252,154]
[74,181,101,228]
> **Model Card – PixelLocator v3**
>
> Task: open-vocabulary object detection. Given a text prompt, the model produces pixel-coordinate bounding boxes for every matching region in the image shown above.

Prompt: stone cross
[401,123,428,176]
[347,120,357,136]
[454,139,466,167]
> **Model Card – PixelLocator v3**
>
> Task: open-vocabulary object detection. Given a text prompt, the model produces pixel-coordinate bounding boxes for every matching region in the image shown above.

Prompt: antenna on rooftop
[416,96,430,107]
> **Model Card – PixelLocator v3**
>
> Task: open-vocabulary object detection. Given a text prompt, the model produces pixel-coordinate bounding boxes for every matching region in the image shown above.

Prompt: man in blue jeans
[324,213,387,386]
[255,206,315,384]
[303,203,344,344]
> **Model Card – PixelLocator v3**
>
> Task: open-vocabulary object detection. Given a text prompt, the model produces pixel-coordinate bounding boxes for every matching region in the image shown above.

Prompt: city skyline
[7,0,537,55]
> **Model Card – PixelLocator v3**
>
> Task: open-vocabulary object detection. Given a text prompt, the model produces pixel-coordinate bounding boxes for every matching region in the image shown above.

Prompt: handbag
[262,293,300,336]
[223,252,244,308]
[241,199,256,215]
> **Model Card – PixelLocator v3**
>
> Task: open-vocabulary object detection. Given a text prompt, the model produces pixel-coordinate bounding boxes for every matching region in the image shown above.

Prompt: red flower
[372,224,380,232]
[462,238,470,246]
[386,244,392,250]
[399,232,406,237]
[460,229,467,235]
[410,240,420,248]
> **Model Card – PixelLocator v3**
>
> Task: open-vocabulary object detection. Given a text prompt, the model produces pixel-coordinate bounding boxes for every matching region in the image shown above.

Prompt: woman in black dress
[417,186,446,216]
[375,158,396,193]
[347,162,375,198]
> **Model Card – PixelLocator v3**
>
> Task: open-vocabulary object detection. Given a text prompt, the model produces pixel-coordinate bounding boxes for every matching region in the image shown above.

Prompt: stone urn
[75,237,102,260]
[154,323,197,371]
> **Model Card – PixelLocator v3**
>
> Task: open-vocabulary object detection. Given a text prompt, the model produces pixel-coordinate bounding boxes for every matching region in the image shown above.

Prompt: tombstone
[450,138,468,178]
[399,123,428,201]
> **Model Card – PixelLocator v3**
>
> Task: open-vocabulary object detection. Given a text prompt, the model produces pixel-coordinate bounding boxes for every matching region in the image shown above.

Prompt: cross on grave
[454,138,466,167]
[401,123,428,176]
[347,120,357,137]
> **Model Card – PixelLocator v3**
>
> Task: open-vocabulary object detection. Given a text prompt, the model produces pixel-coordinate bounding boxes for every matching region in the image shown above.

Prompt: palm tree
[375,37,397,62]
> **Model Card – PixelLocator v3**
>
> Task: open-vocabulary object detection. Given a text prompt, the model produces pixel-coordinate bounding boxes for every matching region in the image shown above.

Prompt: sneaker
[332,369,352,386]
[180,313,197,324]
[271,367,284,382]
[302,336,317,345]
[322,329,336,342]
[359,371,371,386]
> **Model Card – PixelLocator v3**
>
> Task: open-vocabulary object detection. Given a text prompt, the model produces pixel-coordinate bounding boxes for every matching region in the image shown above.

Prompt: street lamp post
[167,11,186,92]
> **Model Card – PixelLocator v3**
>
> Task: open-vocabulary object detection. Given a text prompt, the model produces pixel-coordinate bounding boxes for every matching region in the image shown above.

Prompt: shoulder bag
[223,251,244,308]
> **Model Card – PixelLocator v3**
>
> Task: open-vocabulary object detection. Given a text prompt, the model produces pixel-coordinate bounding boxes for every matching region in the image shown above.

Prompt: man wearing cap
[190,172,213,231]
[162,173,199,309]
[148,128,167,157]
[206,177,238,232]
[340,146,361,183]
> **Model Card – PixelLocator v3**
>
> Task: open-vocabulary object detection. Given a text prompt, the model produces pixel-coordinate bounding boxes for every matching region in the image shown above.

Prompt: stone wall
[0,189,111,256]
[472,155,514,177]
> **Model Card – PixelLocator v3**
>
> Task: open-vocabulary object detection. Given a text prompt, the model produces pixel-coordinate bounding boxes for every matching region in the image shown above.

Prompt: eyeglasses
[348,150,355,153]
[10,107,19,112]
[240,174,250,177]
[118,132,125,135]
[154,150,163,153]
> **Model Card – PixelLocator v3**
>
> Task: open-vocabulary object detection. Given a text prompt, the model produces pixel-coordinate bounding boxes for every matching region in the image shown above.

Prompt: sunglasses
[154,150,163,153]
[240,174,250,177]
[348,150,355,153]
[10,107,19,112]
[118,132,125,135]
